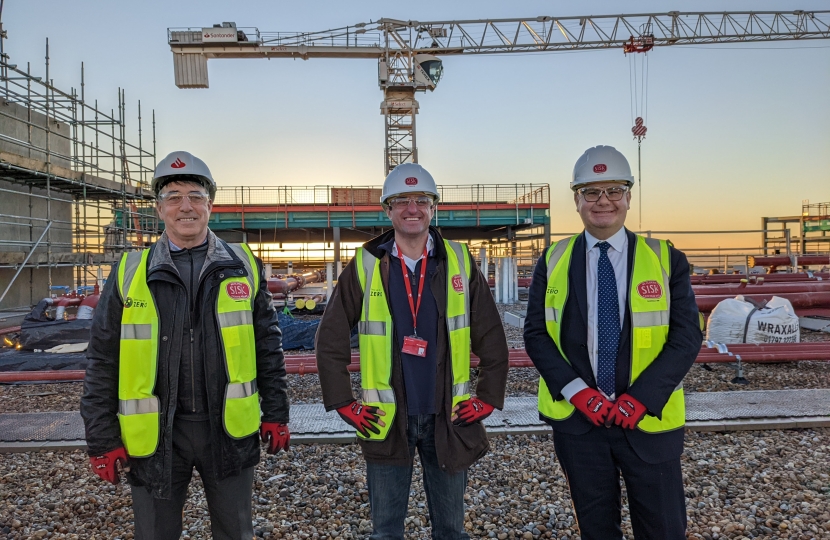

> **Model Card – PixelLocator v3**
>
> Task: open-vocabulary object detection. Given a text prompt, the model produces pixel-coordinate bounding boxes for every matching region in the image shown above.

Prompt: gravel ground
[2,306,830,538]
[2,429,829,539]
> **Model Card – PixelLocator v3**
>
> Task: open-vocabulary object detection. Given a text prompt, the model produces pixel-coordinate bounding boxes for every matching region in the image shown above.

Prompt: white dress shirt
[392,235,435,271]
[561,227,628,401]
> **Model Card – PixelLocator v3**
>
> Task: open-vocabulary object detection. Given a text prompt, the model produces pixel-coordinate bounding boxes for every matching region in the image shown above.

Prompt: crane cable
[629,51,648,231]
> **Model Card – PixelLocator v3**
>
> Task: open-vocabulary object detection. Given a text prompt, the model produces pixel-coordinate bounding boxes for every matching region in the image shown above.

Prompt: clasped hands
[570,388,647,429]
[337,396,495,436]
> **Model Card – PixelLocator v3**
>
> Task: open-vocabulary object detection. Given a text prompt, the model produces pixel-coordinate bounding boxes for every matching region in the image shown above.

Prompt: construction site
[0,8,830,540]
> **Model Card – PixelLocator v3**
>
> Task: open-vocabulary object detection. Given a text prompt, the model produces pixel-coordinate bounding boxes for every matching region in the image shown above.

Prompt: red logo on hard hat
[226,282,250,300]
[637,280,663,299]
[451,274,464,293]
[593,164,607,173]
[405,177,418,185]
[171,158,187,169]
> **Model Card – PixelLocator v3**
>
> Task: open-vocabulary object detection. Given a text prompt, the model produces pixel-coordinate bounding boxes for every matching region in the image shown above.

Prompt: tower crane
[168,11,830,175]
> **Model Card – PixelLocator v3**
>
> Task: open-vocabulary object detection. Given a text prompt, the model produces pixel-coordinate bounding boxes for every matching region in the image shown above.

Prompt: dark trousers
[552,426,686,540]
[366,414,470,540]
[131,418,255,540]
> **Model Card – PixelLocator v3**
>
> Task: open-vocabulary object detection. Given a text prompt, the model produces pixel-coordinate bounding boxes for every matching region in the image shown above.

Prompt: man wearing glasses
[317,162,508,539]
[81,151,290,539]
[524,145,700,539]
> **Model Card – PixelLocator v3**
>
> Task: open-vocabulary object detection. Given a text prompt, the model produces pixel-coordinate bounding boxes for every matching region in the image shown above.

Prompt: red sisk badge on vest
[402,335,428,357]
[636,280,662,299]
[226,282,251,300]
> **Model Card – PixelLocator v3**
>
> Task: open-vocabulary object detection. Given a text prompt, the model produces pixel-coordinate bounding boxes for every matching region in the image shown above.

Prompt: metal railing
[214,184,549,206]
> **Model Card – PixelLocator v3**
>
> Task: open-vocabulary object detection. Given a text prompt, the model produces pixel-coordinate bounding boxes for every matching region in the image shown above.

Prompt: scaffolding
[761,201,830,256]
[0,35,158,309]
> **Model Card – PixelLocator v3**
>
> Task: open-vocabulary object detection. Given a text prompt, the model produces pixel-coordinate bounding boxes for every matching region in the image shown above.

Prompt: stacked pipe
[748,255,830,270]
[7,343,830,382]
[693,275,830,315]
[691,273,830,285]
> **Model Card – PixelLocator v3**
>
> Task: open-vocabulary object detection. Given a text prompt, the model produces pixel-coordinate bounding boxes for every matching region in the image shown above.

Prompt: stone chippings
[2,307,830,538]
[2,430,829,539]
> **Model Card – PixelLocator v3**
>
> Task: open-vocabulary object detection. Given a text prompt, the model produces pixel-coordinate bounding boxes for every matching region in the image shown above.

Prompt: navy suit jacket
[524,229,702,463]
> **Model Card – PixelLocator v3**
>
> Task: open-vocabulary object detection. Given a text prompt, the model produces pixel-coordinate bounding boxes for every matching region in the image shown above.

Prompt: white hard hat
[571,145,634,190]
[152,151,217,199]
[380,163,440,206]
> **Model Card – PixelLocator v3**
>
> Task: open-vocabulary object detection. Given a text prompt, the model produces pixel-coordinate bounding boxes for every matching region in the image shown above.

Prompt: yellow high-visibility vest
[354,239,472,441]
[116,243,261,457]
[537,234,685,433]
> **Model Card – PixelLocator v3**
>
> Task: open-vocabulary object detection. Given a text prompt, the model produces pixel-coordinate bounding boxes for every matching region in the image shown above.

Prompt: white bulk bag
[706,295,799,344]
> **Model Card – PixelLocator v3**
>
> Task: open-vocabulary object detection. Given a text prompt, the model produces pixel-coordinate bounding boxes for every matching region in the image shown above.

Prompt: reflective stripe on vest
[117,250,160,458]
[444,240,472,407]
[355,239,473,441]
[355,247,396,442]
[116,242,262,457]
[537,234,685,433]
[219,243,261,439]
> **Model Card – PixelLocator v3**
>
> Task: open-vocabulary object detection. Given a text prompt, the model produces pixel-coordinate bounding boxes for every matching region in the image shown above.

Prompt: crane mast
[168,11,830,174]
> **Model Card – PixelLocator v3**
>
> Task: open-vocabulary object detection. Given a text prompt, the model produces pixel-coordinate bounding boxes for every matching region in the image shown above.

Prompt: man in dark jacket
[316,163,509,540]
[81,151,290,540]
[524,145,701,540]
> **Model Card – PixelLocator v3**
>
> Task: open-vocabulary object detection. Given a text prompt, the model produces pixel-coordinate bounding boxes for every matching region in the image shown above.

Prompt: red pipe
[693,282,830,296]
[696,353,830,363]
[80,294,100,310]
[699,343,830,353]
[695,292,830,312]
[0,325,21,335]
[749,255,830,268]
[793,308,830,317]
[4,343,830,382]
[0,370,87,382]
[691,273,830,285]
[267,270,325,295]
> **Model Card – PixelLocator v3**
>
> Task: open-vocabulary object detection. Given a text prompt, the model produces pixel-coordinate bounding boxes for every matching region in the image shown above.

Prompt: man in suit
[523,145,701,539]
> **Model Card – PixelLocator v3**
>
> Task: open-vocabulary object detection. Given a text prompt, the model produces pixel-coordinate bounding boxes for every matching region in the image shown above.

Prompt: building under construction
[0,40,157,311]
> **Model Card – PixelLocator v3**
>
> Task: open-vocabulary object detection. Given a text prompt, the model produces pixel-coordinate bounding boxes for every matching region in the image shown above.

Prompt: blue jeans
[366,414,470,540]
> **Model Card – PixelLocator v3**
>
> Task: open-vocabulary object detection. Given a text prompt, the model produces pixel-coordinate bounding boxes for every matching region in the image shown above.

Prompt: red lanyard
[400,246,428,336]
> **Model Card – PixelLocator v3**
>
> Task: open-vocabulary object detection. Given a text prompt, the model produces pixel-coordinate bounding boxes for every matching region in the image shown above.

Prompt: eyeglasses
[387,196,435,209]
[577,186,629,202]
[158,191,210,206]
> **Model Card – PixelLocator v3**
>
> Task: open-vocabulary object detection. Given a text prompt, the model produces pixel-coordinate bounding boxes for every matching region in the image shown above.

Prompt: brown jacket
[316,227,508,472]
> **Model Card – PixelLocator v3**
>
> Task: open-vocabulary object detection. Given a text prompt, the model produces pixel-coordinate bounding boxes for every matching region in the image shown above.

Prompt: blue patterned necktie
[596,241,620,397]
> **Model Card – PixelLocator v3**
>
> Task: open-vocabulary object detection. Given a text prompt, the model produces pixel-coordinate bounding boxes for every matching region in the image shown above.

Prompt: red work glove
[607,393,648,430]
[452,397,495,426]
[336,401,386,437]
[570,388,614,427]
[260,422,290,454]
[89,447,128,484]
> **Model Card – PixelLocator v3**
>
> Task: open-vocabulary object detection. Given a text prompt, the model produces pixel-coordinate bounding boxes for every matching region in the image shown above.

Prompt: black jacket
[316,227,509,473]
[81,230,289,498]
[523,229,701,463]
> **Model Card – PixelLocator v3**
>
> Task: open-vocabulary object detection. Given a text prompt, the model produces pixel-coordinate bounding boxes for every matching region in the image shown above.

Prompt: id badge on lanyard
[401,247,429,358]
